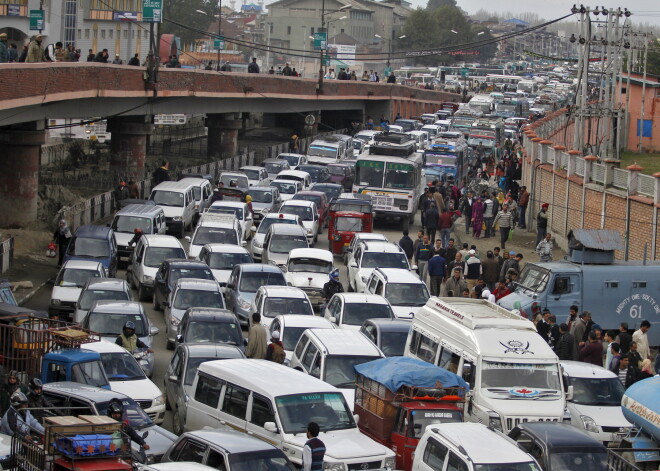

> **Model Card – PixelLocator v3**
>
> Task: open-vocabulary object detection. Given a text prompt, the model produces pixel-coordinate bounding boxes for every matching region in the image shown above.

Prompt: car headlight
[323,463,346,471]
[172,216,183,221]
[261,208,270,215]
[238,298,251,310]
[143,275,153,282]
[253,240,263,248]
[170,316,180,327]
[581,415,599,433]
[306,228,313,235]
[488,412,502,431]
[51,299,61,305]
[384,456,396,469]
[152,394,165,407]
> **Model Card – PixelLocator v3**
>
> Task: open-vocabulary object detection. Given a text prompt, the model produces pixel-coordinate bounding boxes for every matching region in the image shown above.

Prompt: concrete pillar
[566,149,580,177]
[603,158,617,187]
[531,137,543,162]
[206,114,242,159]
[583,155,597,184]
[106,116,153,181]
[626,163,643,195]
[0,122,45,227]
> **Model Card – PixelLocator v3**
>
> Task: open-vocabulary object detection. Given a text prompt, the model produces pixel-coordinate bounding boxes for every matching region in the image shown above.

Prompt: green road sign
[460,67,469,78]
[214,38,225,49]
[314,32,327,51]
[142,0,162,23]
[29,10,44,31]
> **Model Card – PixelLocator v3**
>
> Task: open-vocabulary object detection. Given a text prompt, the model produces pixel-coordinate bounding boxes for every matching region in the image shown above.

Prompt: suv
[347,240,410,293]
[277,153,308,170]
[251,213,303,262]
[153,259,215,312]
[176,307,243,350]
[111,203,166,266]
[413,422,539,471]
[252,286,314,329]
[205,202,252,242]
[323,293,394,330]
[296,164,330,184]
[365,267,430,319]
[270,179,302,201]
[164,278,225,349]
[261,158,290,180]
[240,165,271,187]
[197,244,253,286]
[279,200,319,244]
[291,191,329,230]
[74,278,132,323]
[262,224,309,268]
[128,235,186,302]
[187,213,243,259]
[224,264,287,326]
[50,260,107,320]
[63,225,118,277]
[247,186,282,223]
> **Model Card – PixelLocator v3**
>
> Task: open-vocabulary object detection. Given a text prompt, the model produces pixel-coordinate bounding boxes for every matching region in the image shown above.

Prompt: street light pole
[318,0,325,91]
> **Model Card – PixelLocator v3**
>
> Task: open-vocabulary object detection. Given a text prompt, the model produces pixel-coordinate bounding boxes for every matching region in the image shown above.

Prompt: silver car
[74,278,132,323]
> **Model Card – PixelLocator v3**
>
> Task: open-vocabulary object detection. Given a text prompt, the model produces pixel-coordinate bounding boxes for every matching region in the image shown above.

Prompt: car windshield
[343,303,393,325]
[481,361,561,391]
[185,320,241,345]
[57,268,101,288]
[275,392,355,433]
[384,166,415,189]
[407,409,463,438]
[380,330,410,357]
[150,190,184,207]
[328,166,346,176]
[271,181,297,194]
[248,189,273,203]
[170,267,214,285]
[299,167,323,181]
[185,357,221,385]
[293,194,322,207]
[281,205,313,221]
[243,169,261,180]
[228,449,295,471]
[336,217,363,232]
[208,206,244,220]
[143,247,185,268]
[265,162,284,174]
[394,120,415,132]
[86,313,146,336]
[97,398,153,429]
[361,252,408,269]
[287,258,332,273]
[356,164,384,187]
[474,464,540,471]
[311,184,342,201]
[352,141,362,150]
[112,216,152,234]
[548,450,607,471]
[173,288,224,310]
[66,238,109,258]
[280,327,307,351]
[271,235,308,253]
[257,217,297,234]
[279,155,301,166]
[208,252,252,270]
[324,355,379,389]
[309,145,338,158]
[568,376,625,406]
[220,175,248,189]
[516,265,550,294]
[100,351,146,381]
[264,298,313,317]
[192,227,238,246]
[239,272,286,293]
[385,283,430,306]
[79,289,129,310]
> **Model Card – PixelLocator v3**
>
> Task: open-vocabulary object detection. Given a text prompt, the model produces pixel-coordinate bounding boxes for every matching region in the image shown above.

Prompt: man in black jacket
[555,324,576,360]
[398,230,414,260]
[247,57,259,73]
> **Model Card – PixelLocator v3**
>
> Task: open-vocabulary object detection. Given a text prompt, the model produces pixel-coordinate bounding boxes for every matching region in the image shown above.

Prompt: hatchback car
[74,278,132,323]
[84,340,166,424]
[176,307,243,350]
[82,300,159,377]
[365,267,430,319]
[291,190,330,230]
[310,182,343,203]
[359,318,412,357]
[263,224,309,268]
[197,244,253,286]
[323,293,394,331]
[250,213,303,262]
[279,200,319,244]
[50,260,107,321]
[270,179,302,201]
[247,186,282,223]
[153,259,215,312]
[187,213,243,259]
[165,343,245,434]
[267,314,335,363]
[252,286,314,329]
[224,264,287,326]
[240,165,271,187]
[164,278,225,349]
[297,164,331,184]
[162,429,295,470]
[284,248,334,307]
[277,153,308,170]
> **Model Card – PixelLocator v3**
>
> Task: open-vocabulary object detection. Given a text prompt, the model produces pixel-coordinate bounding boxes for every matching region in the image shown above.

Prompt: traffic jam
[1,91,658,471]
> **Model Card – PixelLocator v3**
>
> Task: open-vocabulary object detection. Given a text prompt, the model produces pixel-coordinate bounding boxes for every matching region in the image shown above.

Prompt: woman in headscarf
[471,197,485,238]
[52,219,72,268]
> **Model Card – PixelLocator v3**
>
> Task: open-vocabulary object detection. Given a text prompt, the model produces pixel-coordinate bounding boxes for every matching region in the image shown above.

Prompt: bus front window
[384,168,414,189]
[356,165,384,187]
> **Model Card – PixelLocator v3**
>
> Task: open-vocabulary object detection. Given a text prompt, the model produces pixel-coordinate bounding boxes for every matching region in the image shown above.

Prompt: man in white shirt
[632,320,651,360]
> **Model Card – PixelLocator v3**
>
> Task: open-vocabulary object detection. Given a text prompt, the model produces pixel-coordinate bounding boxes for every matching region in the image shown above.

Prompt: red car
[291,190,330,229]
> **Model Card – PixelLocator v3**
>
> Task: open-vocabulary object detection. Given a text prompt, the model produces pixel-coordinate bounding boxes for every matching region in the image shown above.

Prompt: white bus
[517,79,538,95]
[353,134,424,230]
[485,74,524,91]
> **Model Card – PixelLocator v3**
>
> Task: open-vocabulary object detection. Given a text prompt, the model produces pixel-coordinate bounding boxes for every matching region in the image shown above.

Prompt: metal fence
[575,157,586,177]
[612,168,629,190]
[592,163,606,184]
[639,174,655,198]
[0,236,14,274]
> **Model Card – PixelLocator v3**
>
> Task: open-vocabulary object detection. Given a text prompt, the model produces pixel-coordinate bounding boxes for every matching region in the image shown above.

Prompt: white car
[240,166,271,187]
[364,267,430,319]
[186,213,243,259]
[50,260,107,321]
[84,340,166,424]
[279,200,319,245]
[218,172,249,191]
[205,201,253,241]
[276,153,308,170]
[270,179,301,201]
[251,286,314,329]
[346,240,411,293]
[250,213,303,262]
[268,314,335,364]
[323,293,394,330]
[284,248,334,308]
[197,244,253,286]
[343,232,388,265]
[561,360,633,444]
[276,170,312,191]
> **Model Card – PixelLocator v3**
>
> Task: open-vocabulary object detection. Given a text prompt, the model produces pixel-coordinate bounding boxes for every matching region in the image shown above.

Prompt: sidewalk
[6,254,57,306]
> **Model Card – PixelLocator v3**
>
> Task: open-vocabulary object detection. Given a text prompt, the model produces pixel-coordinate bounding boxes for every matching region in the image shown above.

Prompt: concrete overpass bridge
[0,63,458,226]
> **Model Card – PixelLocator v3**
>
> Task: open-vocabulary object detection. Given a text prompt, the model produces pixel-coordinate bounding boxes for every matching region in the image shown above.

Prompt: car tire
[173,407,184,436]
[137,284,149,302]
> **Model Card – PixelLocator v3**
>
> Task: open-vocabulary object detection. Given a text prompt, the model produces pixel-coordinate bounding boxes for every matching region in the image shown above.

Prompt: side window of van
[423,437,448,470]
[375,280,385,296]
[194,374,223,408]
[294,335,308,359]
[250,393,275,427]
[418,335,439,364]
[408,330,422,355]
[447,452,468,471]
[222,383,249,419]
[302,343,318,371]
[367,276,378,293]
[438,348,460,373]
[462,360,475,388]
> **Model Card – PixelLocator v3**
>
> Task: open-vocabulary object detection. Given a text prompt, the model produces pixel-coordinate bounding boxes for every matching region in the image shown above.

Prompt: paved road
[23,214,411,434]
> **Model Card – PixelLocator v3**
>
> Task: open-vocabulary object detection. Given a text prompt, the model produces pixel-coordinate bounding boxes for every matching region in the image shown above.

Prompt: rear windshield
[143,247,186,268]
[239,271,286,292]
[66,237,109,259]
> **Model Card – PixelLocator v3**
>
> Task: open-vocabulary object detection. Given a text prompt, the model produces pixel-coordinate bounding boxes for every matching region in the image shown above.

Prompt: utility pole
[318,0,325,92]
[638,33,648,153]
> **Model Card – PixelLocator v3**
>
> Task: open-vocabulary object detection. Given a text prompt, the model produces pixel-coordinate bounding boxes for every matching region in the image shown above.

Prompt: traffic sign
[29,10,44,31]
[213,38,225,50]
[142,0,162,23]
[154,114,187,125]
[460,67,469,78]
[313,32,327,51]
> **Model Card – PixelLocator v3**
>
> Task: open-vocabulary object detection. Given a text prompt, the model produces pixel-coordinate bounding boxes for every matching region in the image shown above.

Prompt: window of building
[123,30,128,39]
[310,27,314,35]
[132,30,135,39]
[637,119,652,138]
[64,0,77,44]
[108,29,113,39]
[85,29,90,39]
[101,29,106,39]
[287,26,291,35]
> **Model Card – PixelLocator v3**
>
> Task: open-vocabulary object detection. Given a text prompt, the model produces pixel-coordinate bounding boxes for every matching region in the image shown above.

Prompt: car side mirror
[353,414,360,425]
[329,316,336,324]
[264,422,279,433]
[168,375,178,383]
[566,385,574,401]
[184,236,191,242]
[226,283,234,290]
[243,338,248,346]
[150,326,160,336]
[176,334,183,343]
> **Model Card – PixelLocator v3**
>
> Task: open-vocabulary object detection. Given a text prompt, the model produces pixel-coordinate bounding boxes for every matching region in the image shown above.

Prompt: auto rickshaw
[327,196,373,256]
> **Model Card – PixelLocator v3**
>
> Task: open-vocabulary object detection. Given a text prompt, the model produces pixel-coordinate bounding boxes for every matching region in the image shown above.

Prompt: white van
[128,234,186,301]
[186,213,243,259]
[307,135,353,165]
[405,297,567,433]
[178,177,213,222]
[276,170,312,191]
[185,359,396,470]
[149,181,196,238]
[111,204,166,265]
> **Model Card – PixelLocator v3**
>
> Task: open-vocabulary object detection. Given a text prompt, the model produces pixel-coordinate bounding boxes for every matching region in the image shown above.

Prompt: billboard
[326,44,356,66]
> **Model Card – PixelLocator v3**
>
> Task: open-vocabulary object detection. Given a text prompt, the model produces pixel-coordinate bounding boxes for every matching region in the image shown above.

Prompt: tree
[472,27,497,62]
[161,0,215,44]
[648,42,660,76]
[426,0,456,10]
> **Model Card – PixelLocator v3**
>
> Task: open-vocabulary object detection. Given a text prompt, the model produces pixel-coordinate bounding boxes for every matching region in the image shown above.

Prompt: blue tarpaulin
[354,357,469,393]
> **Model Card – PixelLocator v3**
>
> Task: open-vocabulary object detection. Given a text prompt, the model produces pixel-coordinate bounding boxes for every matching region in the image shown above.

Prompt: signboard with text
[313,32,327,51]
[327,43,356,66]
[29,10,44,30]
[154,114,188,125]
[113,11,139,21]
[142,0,162,23]
[213,38,225,50]
[8,4,20,16]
